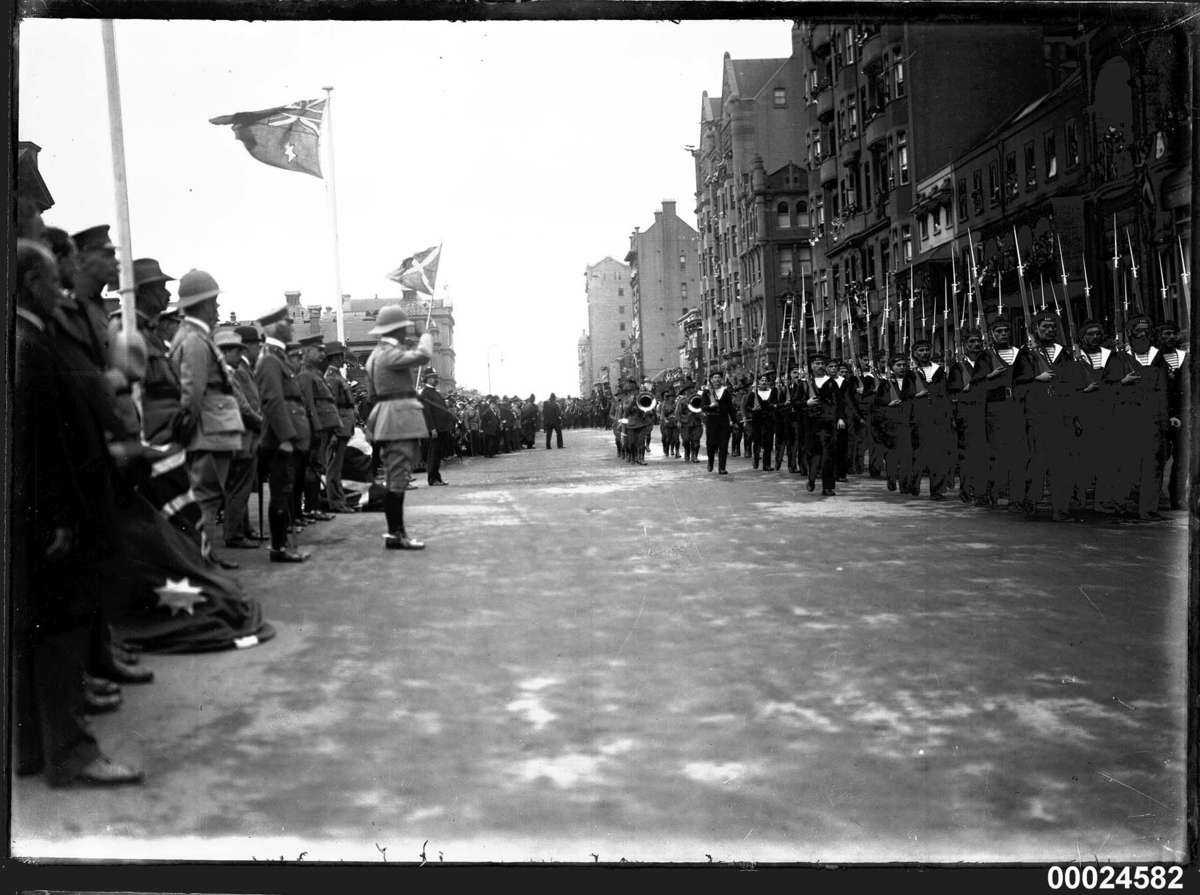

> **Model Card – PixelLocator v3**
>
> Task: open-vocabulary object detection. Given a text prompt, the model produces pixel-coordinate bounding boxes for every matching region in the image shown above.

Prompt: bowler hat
[133,258,175,287]
[234,325,262,344]
[214,329,244,349]
[257,305,289,326]
[368,305,414,336]
[324,340,346,355]
[72,225,116,253]
[177,269,221,308]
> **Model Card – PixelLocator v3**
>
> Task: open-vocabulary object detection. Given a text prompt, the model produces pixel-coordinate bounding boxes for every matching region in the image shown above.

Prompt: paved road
[13,429,1189,864]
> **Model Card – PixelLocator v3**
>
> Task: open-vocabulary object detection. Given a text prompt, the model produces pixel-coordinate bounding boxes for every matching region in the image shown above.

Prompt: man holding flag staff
[364,306,434,549]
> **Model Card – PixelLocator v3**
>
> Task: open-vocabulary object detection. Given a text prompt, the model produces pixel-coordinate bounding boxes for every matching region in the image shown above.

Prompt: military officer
[322,340,359,512]
[169,270,245,570]
[215,329,263,549]
[364,305,434,549]
[701,370,738,474]
[804,355,847,495]
[254,307,307,562]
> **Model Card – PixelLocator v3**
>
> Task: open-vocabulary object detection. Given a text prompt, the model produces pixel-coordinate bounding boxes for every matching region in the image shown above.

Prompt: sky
[18,17,794,398]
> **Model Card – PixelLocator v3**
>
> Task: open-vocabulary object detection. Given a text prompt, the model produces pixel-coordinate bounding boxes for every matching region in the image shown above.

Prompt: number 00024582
[1046,865,1184,890]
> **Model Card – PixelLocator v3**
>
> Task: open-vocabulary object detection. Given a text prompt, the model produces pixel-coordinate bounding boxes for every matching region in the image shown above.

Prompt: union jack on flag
[386,244,441,296]
[209,98,325,178]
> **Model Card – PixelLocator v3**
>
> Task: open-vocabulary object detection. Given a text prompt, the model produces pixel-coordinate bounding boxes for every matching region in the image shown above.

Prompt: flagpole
[323,86,345,343]
[100,21,137,348]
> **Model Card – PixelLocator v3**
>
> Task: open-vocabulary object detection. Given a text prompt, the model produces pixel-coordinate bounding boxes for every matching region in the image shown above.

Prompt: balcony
[841,141,861,166]
[812,24,831,55]
[820,155,839,186]
[815,83,834,120]
[864,112,888,149]
[860,30,883,71]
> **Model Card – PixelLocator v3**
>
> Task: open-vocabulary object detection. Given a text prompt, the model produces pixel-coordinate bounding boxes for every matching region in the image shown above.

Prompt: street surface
[13,429,1189,864]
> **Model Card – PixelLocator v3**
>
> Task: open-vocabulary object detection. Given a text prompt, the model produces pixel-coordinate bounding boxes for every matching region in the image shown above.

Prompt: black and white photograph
[9,0,1196,878]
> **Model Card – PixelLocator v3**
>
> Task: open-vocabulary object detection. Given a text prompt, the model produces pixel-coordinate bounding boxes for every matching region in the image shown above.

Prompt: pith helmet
[369,304,414,336]
[177,269,221,308]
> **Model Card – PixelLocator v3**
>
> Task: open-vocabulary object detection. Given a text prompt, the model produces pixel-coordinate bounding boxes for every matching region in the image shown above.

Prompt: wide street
[13,428,1189,864]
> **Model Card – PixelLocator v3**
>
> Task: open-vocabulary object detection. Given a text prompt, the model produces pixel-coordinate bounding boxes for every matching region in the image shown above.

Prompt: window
[957,176,968,220]
[620,339,626,349]
[866,243,877,281]
[845,27,856,64]
[833,30,844,69]
[777,201,790,228]
[988,161,999,205]
[838,99,846,144]
[920,214,930,241]
[618,287,624,296]
[847,95,858,139]
[863,161,873,207]
[619,322,626,331]
[894,57,906,97]
[681,283,688,299]
[932,207,942,235]
[1024,140,1037,189]
[813,129,822,160]
[1044,130,1058,179]
[679,253,686,270]
[881,239,891,278]
[885,135,895,190]
[901,225,912,262]
[1006,150,1018,197]
[779,247,795,279]
[848,166,860,209]
[773,87,787,107]
[1065,119,1079,168]
[897,131,909,184]
[816,195,826,238]
[618,305,625,314]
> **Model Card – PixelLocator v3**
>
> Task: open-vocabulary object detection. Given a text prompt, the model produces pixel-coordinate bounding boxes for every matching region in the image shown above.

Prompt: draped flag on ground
[387,244,441,295]
[209,98,326,178]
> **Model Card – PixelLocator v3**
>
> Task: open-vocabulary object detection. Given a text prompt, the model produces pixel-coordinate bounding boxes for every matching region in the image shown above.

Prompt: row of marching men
[614,309,1188,522]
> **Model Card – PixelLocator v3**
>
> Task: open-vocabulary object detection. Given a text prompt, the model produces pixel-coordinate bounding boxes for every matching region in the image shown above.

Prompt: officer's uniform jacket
[232,357,263,458]
[302,363,342,433]
[324,366,358,438]
[364,332,432,442]
[254,338,303,451]
[169,316,244,452]
[420,383,457,433]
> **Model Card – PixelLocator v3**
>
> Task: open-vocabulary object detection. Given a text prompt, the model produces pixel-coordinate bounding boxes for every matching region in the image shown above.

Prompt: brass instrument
[636,393,657,412]
[687,394,705,413]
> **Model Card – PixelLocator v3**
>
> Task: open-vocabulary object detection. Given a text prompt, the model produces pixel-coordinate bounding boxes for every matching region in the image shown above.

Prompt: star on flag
[209,98,325,178]
[155,577,207,617]
[386,244,441,296]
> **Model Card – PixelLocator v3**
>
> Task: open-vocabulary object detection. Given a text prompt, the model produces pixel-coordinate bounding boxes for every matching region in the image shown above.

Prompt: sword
[1081,255,1094,319]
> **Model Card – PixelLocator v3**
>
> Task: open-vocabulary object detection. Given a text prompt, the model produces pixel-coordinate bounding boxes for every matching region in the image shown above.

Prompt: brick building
[624,200,701,382]
[693,45,812,380]
[582,256,632,392]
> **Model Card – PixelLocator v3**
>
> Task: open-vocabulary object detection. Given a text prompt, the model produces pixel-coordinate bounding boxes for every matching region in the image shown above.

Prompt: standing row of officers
[610,309,1188,522]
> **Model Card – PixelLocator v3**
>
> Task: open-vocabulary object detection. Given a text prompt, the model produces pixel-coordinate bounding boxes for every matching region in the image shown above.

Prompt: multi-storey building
[796,21,1048,360]
[693,43,812,380]
[623,200,701,382]
[577,331,592,396]
[583,256,632,392]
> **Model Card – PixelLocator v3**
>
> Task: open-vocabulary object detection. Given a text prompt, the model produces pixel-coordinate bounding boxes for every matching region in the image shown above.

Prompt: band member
[948,329,988,504]
[1013,310,1082,521]
[729,376,748,458]
[254,307,307,562]
[624,384,656,465]
[744,372,779,471]
[804,354,848,495]
[701,370,738,474]
[910,339,954,500]
[659,387,680,457]
[676,380,704,463]
[873,354,921,494]
[971,318,1023,508]
[364,305,434,548]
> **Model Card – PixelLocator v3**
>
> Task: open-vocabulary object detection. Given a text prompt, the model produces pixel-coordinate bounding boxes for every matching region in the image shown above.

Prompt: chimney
[662,200,677,218]
[284,290,301,306]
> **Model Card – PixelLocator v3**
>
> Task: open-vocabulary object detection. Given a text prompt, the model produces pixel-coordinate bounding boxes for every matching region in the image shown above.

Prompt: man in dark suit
[701,370,738,474]
[254,307,307,562]
[14,239,142,786]
[543,392,564,448]
[419,370,455,486]
[804,355,848,495]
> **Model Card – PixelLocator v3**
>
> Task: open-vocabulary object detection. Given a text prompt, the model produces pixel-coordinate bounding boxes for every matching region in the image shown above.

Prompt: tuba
[636,393,657,412]
[687,394,705,413]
